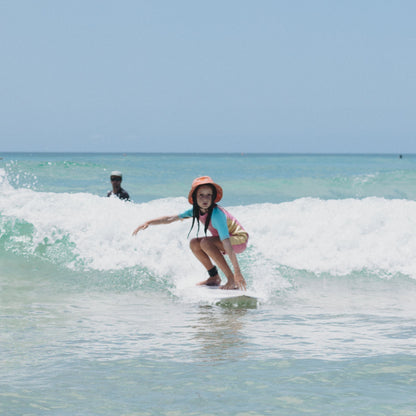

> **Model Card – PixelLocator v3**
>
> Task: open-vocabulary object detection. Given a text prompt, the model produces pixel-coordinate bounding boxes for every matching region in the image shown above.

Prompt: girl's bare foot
[197,275,221,286]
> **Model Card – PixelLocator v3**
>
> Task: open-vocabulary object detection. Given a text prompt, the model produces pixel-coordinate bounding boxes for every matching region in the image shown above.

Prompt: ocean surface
[1,152,416,415]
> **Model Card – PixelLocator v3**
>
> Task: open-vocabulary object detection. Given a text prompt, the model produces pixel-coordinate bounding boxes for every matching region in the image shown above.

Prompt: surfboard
[201,286,258,309]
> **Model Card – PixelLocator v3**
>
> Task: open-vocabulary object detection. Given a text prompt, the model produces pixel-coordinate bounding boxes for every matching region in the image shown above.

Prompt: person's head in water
[187,176,223,236]
[107,171,130,200]
[110,171,123,192]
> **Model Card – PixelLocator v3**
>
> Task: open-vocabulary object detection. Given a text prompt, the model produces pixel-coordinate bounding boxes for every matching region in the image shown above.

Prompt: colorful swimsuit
[179,205,249,253]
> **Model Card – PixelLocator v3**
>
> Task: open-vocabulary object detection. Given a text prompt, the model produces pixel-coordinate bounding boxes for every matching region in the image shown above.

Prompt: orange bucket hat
[188,176,223,204]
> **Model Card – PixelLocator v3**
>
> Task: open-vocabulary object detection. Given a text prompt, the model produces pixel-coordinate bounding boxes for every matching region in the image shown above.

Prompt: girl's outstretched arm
[132,215,181,236]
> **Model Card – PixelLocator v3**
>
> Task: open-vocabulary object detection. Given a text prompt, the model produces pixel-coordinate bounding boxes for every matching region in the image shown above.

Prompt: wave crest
[2,168,416,286]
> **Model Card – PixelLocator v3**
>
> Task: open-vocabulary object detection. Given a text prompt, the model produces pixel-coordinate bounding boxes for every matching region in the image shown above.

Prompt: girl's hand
[234,270,247,291]
[132,223,148,236]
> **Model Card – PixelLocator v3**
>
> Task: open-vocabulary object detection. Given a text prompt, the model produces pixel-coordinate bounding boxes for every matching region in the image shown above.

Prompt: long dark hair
[187,184,218,238]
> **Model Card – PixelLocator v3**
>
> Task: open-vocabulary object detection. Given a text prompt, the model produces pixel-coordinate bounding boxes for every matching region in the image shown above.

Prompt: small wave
[242,197,416,277]
[2,167,416,302]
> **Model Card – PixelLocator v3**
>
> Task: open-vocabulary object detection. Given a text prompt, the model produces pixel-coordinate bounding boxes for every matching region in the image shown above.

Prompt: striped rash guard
[179,205,249,253]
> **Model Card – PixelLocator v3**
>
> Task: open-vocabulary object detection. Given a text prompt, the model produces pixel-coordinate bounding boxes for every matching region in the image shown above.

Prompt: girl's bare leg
[190,237,236,288]
[189,238,221,286]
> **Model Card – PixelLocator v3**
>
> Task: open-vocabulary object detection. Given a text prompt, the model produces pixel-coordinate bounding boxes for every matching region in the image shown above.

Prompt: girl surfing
[132,176,248,290]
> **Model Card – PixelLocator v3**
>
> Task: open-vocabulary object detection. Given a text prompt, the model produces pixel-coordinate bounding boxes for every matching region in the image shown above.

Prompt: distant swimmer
[132,176,248,290]
[107,171,130,200]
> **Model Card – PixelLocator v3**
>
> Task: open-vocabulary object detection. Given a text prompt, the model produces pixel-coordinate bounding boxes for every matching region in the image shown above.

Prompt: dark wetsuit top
[107,188,130,200]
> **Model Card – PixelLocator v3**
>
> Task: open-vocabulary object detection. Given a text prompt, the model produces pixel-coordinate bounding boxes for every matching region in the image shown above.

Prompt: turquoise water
[1,153,416,415]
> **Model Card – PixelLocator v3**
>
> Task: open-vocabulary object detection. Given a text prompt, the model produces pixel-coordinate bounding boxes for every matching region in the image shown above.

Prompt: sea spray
[242,197,416,277]
[2,166,416,286]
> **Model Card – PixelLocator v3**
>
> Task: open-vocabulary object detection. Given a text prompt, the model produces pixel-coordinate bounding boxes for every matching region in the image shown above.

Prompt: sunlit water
[1,153,416,415]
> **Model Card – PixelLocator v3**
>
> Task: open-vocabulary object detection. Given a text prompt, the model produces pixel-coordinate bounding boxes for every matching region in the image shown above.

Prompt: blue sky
[0,0,415,153]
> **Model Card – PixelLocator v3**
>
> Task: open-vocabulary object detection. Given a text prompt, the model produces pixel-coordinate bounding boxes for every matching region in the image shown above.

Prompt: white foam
[2,167,416,295]
[237,197,416,278]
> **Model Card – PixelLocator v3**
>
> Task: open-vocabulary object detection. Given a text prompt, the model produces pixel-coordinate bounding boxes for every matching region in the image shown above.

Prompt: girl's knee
[189,238,201,251]
[199,237,215,251]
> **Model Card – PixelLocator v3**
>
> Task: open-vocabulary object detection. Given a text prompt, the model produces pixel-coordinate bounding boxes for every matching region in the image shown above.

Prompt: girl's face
[196,185,214,213]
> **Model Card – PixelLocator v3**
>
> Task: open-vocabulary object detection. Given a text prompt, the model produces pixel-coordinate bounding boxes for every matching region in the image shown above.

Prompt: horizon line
[0,151,412,156]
